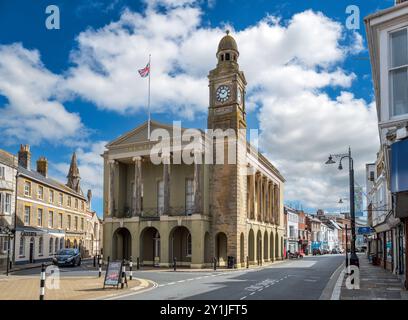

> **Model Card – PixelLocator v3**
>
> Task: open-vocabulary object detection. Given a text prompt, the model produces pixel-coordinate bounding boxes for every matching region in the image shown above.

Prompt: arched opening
[270,232,274,262]
[263,231,269,262]
[257,230,262,264]
[112,227,132,261]
[275,233,279,259]
[204,232,211,264]
[169,226,191,267]
[248,229,255,263]
[140,227,160,266]
[73,239,77,249]
[215,232,228,267]
[240,233,245,267]
[66,239,71,249]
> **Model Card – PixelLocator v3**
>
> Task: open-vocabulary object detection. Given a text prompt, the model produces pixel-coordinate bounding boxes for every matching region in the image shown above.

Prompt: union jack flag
[138,62,150,78]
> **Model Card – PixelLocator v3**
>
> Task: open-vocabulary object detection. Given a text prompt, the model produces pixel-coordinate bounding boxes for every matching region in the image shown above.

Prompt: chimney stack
[18,144,31,170]
[36,156,48,178]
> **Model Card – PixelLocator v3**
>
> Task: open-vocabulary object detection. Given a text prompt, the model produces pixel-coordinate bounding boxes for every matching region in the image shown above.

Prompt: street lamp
[325,147,359,268]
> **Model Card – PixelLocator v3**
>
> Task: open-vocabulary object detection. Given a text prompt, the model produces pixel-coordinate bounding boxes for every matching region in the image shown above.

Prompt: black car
[53,248,81,267]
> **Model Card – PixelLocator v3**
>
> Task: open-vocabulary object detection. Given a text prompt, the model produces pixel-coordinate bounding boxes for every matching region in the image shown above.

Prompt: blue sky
[0,0,392,216]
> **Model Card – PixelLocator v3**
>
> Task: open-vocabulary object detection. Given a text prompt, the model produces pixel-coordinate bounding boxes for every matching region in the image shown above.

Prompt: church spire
[67,152,81,193]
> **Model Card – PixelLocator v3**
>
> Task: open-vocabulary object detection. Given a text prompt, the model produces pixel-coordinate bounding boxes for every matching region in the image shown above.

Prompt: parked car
[53,248,81,267]
[322,249,330,255]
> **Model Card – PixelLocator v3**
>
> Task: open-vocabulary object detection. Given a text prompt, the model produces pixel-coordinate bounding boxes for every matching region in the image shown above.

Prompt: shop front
[15,226,65,265]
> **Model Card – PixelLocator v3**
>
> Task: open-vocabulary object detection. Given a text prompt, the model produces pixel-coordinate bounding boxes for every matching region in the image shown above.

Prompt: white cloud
[0,43,85,145]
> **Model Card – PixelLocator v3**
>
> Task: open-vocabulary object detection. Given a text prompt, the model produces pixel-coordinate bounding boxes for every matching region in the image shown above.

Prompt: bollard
[137,257,140,270]
[121,259,126,289]
[213,257,217,271]
[129,257,133,281]
[39,264,46,300]
[173,257,177,271]
[246,256,249,269]
[98,255,102,278]
[93,255,96,268]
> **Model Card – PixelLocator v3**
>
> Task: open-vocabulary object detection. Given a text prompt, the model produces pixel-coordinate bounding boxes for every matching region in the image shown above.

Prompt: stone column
[132,156,142,216]
[273,183,277,225]
[251,172,256,220]
[263,177,268,223]
[269,182,273,224]
[108,160,116,217]
[275,185,280,226]
[163,155,170,215]
[193,152,202,214]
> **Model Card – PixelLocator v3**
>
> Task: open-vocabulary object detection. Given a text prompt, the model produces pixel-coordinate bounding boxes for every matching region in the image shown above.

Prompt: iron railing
[120,207,200,219]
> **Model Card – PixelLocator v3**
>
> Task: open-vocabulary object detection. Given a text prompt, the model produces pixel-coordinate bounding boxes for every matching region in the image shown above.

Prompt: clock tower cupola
[208,30,247,131]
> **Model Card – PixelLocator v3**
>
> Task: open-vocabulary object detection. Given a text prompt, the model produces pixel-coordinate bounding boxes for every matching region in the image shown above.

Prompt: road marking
[240,296,247,300]
[250,292,255,296]
[178,280,185,283]
[168,282,175,285]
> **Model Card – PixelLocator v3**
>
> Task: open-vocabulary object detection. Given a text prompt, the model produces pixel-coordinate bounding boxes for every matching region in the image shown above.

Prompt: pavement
[339,253,408,300]
[0,274,153,300]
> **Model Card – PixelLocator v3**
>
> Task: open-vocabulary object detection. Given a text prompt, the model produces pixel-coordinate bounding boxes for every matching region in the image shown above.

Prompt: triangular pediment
[106,120,200,148]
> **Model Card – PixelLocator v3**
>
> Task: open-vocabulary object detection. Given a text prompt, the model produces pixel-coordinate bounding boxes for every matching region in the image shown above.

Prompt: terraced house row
[0,145,102,270]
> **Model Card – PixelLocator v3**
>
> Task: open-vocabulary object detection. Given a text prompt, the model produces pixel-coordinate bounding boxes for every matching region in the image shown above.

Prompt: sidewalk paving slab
[340,254,407,300]
[0,275,153,300]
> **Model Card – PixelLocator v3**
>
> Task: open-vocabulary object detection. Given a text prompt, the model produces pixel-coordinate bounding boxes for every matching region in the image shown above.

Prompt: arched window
[60,238,64,250]
[221,54,224,61]
[19,236,25,256]
[225,53,230,61]
[39,237,43,255]
[49,238,53,254]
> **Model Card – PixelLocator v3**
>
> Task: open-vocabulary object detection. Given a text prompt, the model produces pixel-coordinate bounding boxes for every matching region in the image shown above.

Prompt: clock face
[216,85,231,103]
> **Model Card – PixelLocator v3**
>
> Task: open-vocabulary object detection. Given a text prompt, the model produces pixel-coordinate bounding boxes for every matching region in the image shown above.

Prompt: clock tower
[208,31,248,267]
[208,30,247,131]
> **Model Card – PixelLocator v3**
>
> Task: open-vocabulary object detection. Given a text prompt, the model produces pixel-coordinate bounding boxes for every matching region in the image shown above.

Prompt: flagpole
[147,54,151,140]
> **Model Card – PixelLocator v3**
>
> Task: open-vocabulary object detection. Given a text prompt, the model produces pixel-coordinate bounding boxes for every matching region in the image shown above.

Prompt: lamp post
[325,147,359,267]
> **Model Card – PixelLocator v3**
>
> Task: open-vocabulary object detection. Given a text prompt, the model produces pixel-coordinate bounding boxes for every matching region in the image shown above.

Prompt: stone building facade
[0,149,17,272]
[84,190,103,257]
[14,145,89,264]
[103,33,285,268]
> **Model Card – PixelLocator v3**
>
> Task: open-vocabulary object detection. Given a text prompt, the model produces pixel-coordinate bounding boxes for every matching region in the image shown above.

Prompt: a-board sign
[104,261,122,288]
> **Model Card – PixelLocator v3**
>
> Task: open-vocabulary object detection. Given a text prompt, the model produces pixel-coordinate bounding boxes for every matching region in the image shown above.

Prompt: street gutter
[319,261,345,300]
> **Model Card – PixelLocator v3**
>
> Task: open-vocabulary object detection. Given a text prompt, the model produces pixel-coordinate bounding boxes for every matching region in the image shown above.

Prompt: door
[29,237,35,263]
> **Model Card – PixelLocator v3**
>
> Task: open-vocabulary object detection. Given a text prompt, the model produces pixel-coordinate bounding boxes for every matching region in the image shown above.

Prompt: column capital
[108,159,117,165]
[132,156,142,162]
